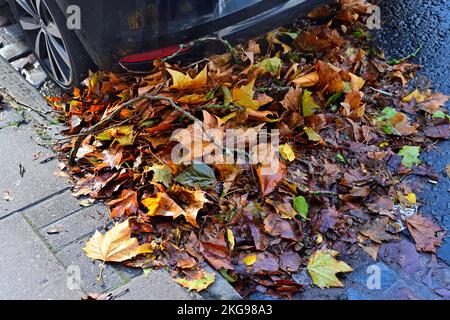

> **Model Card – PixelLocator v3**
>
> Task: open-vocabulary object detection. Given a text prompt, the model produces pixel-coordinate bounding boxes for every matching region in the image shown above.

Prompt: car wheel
[9,0,95,89]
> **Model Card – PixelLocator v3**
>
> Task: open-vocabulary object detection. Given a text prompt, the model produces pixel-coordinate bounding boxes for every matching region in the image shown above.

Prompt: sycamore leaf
[293,196,309,219]
[406,214,444,253]
[256,56,282,75]
[291,71,319,87]
[307,249,353,288]
[302,89,320,117]
[398,146,421,168]
[232,79,273,110]
[174,164,216,188]
[97,125,135,146]
[279,144,296,162]
[149,164,173,188]
[175,270,215,292]
[107,189,139,218]
[167,66,207,90]
[83,219,139,263]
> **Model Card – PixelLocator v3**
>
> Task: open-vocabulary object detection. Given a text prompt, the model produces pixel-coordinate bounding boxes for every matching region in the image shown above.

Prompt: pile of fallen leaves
[49,0,448,298]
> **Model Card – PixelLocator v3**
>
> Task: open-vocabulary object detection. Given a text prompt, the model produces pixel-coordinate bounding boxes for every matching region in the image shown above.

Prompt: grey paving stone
[56,239,127,294]
[201,265,241,300]
[0,126,69,217]
[22,64,48,88]
[0,214,80,299]
[351,262,399,292]
[0,41,30,61]
[40,204,110,251]
[23,190,82,229]
[114,270,202,300]
[346,287,377,300]
[382,278,441,300]
[0,24,24,45]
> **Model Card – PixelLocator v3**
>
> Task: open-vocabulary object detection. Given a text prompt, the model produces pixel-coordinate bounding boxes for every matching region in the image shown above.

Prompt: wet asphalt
[373,0,450,263]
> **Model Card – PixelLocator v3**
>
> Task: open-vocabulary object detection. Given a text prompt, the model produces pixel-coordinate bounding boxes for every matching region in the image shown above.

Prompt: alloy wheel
[14,0,72,86]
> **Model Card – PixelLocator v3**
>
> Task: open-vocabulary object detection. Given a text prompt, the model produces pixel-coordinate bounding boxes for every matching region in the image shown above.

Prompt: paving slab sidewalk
[0,56,204,300]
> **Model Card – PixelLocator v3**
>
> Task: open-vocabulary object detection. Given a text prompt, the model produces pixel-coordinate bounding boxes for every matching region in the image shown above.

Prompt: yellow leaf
[232,79,273,110]
[136,242,157,255]
[167,66,207,90]
[244,254,257,266]
[82,219,139,263]
[227,228,235,251]
[349,73,366,91]
[291,71,319,87]
[304,126,322,142]
[403,89,427,103]
[176,93,206,104]
[302,90,320,117]
[175,270,215,292]
[405,192,417,204]
[279,144,296,162]
[306,249,353,289]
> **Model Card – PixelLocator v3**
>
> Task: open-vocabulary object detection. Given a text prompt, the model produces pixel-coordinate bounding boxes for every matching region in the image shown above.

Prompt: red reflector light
[119,45,189,63]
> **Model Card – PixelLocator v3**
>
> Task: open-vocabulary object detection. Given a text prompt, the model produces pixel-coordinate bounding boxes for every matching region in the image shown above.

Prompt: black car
[8,0,329,89]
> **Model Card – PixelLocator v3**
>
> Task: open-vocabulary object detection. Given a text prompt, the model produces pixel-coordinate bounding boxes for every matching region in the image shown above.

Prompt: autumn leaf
[167,66,208,90]
[304,126,323,142]
[83,219,139,262]
[293,196,309,219]
[244,255,257,266]
[227,228,235,251]
[398,146,421,168]
[175,270,215,292]
[405,214,444,253]
[279,144,296,162]
[148,164,173,188]
[256,56,282,75]
[360,217,398,244]
[291,71,319,87]
[307,249,353,288]
[107,190,139,218]
[174,164,216,188]
[302,89,320,117]
[232,79,273,110]
[97,125,135,146]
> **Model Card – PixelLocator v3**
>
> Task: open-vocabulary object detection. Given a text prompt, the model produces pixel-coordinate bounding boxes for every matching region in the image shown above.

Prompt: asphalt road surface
[374,0,450,263]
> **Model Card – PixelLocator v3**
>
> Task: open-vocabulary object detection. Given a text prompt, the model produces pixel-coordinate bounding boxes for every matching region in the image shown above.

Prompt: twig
[310,190,338,197]
[1,91,55,121]
[369,87,393,97]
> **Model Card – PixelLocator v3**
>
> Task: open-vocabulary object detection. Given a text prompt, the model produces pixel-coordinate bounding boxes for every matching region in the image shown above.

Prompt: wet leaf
[279,144,296,162]
[244,255,257,266]
[302,89,320,117]
[293,196,309,219]
[232,79,273,110]
[107,190,139,218]
[175,270,215,292]
[405,214,444,253]
[167,66,207,90]
[398,146,421,168]
[149,164,173,188]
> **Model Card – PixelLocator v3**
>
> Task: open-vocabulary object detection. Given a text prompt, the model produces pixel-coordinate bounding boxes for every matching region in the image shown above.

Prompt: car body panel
[55,0,330,69]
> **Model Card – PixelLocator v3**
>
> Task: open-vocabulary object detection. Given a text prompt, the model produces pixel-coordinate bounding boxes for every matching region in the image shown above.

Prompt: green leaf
[377,107,397,122]
[302,90,320,117]
[432,111,450,120]
[337,153,346,164]
[149,164,173,188]
[304,126,322,142]
[174,164,216,188]
[256,57,282,75]
[307,249,353,288]
[398,146,421,168]
[293,196,309,219]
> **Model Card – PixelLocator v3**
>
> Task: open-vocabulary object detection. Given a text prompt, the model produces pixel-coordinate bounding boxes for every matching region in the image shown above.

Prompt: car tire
[9,0,95,89]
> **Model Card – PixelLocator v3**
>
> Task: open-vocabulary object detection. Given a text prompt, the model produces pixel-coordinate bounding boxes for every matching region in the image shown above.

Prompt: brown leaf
[360,217,398,244]
[108,190,139,218]
[405,214,444,253]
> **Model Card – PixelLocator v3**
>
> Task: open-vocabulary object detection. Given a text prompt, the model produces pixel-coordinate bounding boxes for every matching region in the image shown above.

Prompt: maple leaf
[174,270,215,292]
[107,190,139,218]
[167,66,208,90]
[307,249,353,288]
[232,79,273,110]
[405,214,444,253]
[83,219,139,262]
